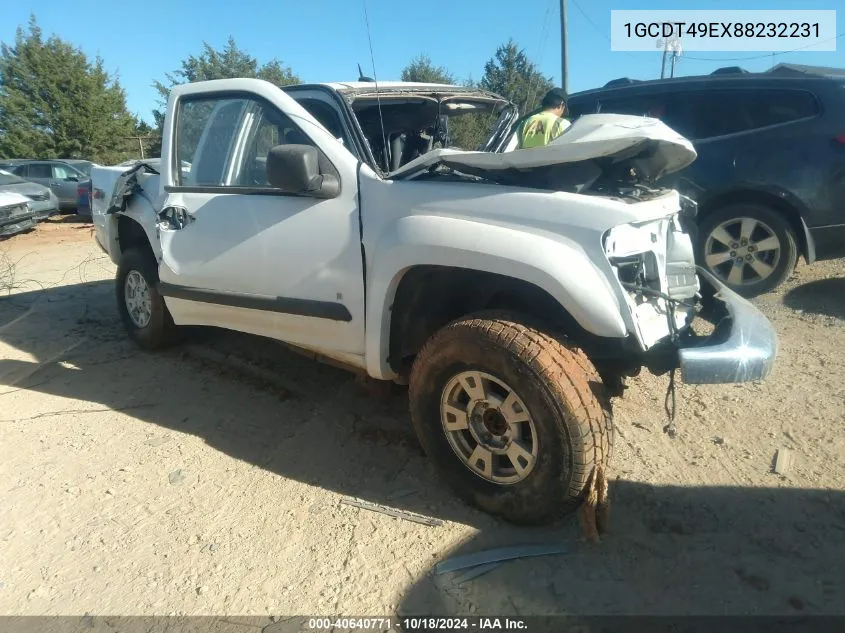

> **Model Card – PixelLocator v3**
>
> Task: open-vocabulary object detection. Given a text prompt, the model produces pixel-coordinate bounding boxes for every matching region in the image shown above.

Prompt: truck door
[156,81,366,362]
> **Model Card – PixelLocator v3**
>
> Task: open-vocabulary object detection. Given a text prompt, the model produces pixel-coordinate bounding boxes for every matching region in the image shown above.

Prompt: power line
[569,0,608,43]
[525,2,554,111]
[682,32,845,62]
[568,0,640,61]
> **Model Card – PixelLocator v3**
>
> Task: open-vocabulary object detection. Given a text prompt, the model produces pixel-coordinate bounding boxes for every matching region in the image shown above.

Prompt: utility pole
[560,0,568,93]
[660,39,669,79]
[124,135,160,159]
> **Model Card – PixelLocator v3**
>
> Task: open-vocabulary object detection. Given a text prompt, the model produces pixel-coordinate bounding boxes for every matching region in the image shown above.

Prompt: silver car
[62,159,96,178]
[0,191,37,238]
[0,169,60,220]
[0,160,86,212]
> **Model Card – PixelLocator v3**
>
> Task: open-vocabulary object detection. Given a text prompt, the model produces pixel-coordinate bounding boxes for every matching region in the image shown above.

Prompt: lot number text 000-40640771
[610,10,837,52]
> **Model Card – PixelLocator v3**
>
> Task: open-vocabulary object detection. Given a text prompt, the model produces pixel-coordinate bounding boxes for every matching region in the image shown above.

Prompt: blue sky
[2,0,842,124]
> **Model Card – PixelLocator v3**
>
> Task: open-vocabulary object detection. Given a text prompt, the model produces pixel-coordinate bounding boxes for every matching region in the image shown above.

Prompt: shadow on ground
[0,280,487,528]
[2,281,844,617]
[399,481,845,616]
[48,213,92,225]
[782,277,845,320]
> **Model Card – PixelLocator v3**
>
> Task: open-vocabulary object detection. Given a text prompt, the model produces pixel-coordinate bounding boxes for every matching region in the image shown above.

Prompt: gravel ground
[1,218,843,620]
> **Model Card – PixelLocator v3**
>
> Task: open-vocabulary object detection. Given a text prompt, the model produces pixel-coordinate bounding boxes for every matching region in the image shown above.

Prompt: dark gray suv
[567,69,845,297]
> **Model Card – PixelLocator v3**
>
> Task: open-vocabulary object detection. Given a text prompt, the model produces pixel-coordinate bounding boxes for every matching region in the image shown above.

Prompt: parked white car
[0,191,37,238]
[91,79,777,525]
[0,169,60,221]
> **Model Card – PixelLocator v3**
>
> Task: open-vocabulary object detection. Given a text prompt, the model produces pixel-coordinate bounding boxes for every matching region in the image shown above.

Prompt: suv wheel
[408,311,612,526]
[697,203,798,298]
[116,248,177,349]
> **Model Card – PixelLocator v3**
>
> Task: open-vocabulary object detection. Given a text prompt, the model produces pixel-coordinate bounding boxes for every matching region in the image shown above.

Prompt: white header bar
[610,10,837,52]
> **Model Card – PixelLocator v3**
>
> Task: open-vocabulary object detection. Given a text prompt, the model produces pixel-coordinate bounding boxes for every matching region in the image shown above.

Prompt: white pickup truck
[91,78,777,525]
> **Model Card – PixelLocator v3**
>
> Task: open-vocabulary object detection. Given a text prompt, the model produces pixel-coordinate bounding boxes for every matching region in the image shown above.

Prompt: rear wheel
[116,248,177,350]
[408,311,612,525]
[697,204,798,298]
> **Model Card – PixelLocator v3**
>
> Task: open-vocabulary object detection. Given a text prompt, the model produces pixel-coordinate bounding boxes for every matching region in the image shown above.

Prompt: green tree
[401,55,455,84]
[125,117,160,159]
[0,16,137,164]
[134,119,153,136]
[152,37,300,130]
[480,39,553,117]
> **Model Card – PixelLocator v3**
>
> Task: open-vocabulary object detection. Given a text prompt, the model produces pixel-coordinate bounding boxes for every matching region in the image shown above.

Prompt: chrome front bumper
[677,267,778,384]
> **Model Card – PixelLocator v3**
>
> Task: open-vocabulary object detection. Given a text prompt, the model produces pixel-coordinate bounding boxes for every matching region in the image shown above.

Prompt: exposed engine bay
[387,112,699,200]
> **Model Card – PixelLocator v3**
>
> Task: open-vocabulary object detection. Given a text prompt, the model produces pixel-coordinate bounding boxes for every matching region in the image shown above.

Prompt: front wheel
[697,204,798,298]
[116,248,177,350]
[408,311,613,525]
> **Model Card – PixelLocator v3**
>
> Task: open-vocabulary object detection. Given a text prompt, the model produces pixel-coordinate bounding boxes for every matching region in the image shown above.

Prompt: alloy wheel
[440,370,539,485]
[704,217,782,286]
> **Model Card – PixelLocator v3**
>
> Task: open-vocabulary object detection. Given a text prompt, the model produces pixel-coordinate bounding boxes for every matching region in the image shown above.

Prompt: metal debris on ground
[387,488,419,500]
[663,368,678,438]
[339,497,443,527]
[434,544,568,576]
[773,447,794,475]
[451,561,504,584]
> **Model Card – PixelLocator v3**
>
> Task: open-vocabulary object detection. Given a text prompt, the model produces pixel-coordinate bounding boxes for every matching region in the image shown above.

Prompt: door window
[599,88,822,141]
[27,163,53,179]
[297,98,349,146]
[175,95,318,188]
[566,99,597,121]
[597,94,695,138]
[52,164,74,180]
[742,89,820,128]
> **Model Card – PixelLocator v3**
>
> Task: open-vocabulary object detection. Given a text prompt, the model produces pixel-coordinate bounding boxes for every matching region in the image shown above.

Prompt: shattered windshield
[351,95,510,172]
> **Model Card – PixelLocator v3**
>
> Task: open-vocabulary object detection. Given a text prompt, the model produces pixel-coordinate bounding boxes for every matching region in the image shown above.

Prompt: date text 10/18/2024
[306,617,528,631]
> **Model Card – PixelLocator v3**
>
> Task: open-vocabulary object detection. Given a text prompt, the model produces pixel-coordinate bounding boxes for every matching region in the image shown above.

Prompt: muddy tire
[116,248,177,350]
[408,311,613,526]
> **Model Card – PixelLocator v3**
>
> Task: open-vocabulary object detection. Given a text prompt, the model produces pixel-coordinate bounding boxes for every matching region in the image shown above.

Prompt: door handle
[49,181,61,187]
[157,206,195,231]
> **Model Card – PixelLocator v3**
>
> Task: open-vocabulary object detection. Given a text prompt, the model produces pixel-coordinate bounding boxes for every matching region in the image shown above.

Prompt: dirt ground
[1,217,844,620]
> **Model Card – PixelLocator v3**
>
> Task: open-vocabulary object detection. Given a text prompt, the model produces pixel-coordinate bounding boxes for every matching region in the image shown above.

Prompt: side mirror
[266,144,339,198]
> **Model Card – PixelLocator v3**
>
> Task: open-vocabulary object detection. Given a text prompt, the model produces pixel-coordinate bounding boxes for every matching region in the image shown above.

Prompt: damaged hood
[332,82,510,107]
[390,113,697,185]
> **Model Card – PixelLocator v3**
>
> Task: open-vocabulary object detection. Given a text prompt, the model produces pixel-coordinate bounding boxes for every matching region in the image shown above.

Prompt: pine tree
[0,16,137,164]
[401,55,455,84]
[480,39,554,116]
[152,37,300,131]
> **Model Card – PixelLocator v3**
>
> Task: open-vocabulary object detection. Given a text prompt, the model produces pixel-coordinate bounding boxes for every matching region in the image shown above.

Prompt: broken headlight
[0,203,28,220]
[610,252,661,301]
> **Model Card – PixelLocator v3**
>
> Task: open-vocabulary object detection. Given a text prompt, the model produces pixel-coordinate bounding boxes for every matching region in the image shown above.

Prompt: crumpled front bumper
[27,198,60,221]
[677,267,777,384]
[0,213,37,237]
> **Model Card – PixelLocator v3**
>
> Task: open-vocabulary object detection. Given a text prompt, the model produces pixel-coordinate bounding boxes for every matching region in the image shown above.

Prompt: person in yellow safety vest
[516,88,571,149]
